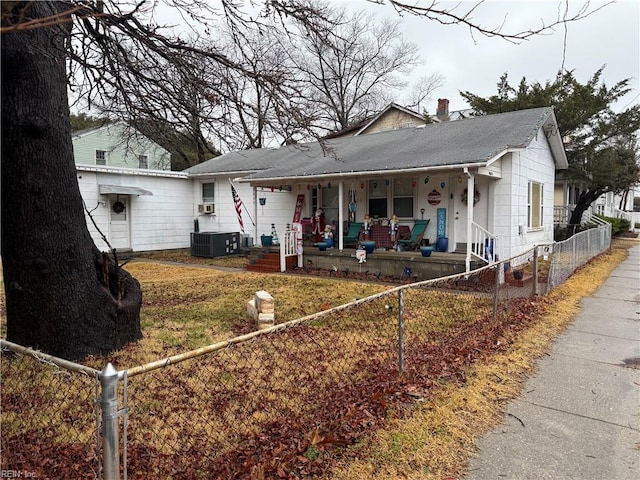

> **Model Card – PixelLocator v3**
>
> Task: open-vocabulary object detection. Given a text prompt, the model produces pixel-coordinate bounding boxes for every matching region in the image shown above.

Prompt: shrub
[594,214,631,236]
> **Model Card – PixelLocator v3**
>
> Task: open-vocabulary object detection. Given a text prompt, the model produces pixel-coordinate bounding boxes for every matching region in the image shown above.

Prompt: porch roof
[186,107,567,182]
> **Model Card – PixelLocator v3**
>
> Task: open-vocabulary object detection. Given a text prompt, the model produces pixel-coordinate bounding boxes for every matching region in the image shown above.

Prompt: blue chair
[397,219,430,250]
[342,222,364,247]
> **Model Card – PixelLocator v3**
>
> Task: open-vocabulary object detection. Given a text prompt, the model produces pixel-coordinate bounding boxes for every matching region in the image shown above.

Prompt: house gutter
[76,165,189,178]
[187,170,262,178]
[238,160,492,185]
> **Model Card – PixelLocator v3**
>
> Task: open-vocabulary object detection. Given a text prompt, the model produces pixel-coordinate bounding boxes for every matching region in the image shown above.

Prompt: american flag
[231,184,244,232]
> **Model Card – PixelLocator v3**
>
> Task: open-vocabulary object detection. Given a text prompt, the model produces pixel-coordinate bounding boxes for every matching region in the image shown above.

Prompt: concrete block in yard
[254,290,274,313]
[258,312,275,322]
[247,299,257,319]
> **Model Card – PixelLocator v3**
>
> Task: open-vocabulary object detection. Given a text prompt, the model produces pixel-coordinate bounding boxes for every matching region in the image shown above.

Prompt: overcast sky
[341,0,639,114]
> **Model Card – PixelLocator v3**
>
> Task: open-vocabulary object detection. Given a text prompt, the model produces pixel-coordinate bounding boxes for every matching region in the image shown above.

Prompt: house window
[528,181,543,229]
[96,150,107,166]
[202,182,215,203]
[392,178,414,218]
[368,180,388,219]
[138,155,148,169]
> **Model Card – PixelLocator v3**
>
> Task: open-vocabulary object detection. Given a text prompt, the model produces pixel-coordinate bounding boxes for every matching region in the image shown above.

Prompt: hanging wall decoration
[461,187,481,205]
[424,177,429,184]
[112,201,125,214]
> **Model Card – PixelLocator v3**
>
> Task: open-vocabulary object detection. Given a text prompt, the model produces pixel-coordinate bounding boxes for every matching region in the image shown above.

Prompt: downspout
[338,181,344,251]
[464,168,475,273]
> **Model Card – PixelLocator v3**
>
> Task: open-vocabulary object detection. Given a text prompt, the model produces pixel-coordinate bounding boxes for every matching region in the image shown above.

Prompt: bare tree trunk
[1,1,142,360]
[568,189,606,228]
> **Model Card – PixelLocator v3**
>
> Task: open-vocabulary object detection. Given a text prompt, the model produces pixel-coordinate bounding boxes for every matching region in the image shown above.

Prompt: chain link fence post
[100,363,120,480]
[533,246,539,296]
[398,289,404,374]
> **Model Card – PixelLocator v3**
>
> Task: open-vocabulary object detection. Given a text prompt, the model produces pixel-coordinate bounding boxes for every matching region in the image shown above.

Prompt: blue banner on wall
[437,208,447,238]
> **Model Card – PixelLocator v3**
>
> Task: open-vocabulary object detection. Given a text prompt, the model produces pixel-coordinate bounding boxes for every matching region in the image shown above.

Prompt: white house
[75,107,569,271]
[74,123,194,252]
[190,107,567,270]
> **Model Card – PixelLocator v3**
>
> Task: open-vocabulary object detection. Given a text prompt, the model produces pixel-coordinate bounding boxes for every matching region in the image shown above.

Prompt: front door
[109,194,130,250]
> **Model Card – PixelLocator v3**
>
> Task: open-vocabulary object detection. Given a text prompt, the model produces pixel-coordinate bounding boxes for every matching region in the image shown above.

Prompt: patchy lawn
[1,239,636,479]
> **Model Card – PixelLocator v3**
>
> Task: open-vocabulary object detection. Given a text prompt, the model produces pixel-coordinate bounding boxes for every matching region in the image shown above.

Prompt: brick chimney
[436,98,450,121]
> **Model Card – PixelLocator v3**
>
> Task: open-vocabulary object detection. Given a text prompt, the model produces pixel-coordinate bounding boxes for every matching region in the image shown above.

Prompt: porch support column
[464,168,475,273]
[338,180,344,251]
[253,186,258,243]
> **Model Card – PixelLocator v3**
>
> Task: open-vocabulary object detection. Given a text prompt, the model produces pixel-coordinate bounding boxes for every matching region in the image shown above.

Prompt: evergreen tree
[461,68,640,229]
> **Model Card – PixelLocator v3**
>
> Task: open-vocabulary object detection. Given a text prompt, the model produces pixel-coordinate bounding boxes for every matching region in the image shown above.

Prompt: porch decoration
[420,246,434,257]
[427,189,441,205]
[112,201,125,214]
[363,214,371,239]
[348,188,357,223]
[311,208,325,243]
[270,223,279,246]
[461,187,480,205]
[322,224,334,248]
[259,188,267,213]
[389,214,399,246]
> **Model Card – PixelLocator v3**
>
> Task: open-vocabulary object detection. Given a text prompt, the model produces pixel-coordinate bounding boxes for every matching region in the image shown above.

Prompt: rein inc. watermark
[1,471,37,478]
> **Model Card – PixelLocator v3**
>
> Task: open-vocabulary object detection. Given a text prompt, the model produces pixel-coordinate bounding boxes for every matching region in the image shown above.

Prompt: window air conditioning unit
[199,203,215,214]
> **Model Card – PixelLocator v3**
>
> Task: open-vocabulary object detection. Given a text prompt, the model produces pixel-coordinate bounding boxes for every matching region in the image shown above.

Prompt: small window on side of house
[96,150,107,166]
[202,182,215,203]
[138,155,148,169]
[528,181,543,229]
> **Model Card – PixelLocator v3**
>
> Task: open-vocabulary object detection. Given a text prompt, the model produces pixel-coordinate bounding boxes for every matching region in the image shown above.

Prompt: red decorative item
[307,184,310,190]
[360,183,365,189]
[412,180,416,188]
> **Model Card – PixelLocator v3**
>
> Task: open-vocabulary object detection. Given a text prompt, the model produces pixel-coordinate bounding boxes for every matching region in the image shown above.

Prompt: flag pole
[229,178,255,227]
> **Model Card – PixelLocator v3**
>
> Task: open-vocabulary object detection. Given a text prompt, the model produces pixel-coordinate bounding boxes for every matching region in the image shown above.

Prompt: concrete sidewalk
[466,244,640,480]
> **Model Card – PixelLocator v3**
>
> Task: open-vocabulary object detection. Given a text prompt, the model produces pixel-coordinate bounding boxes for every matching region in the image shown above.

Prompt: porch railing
[471,221,498,264]
[611,208,634,224]
[553,205,573,227]
[280,224,302,271]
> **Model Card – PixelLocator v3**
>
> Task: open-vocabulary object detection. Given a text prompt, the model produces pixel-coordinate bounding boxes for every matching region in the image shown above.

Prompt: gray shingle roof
[186,107,563,180]
[183,148,279,175]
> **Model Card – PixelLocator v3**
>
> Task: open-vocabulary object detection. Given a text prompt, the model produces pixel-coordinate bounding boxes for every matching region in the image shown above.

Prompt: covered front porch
[247,244,486,281]
[247,167,500,275]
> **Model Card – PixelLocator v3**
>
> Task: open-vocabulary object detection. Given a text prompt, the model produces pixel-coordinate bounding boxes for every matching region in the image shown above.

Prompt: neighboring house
[74,124,193,252]
[325,100,474,141]
[193,107,567,269]
[73,122,171,170]
[325,103,426,140]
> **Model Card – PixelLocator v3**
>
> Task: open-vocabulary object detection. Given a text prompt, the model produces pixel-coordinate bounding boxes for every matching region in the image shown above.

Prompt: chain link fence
[546,223,612,290]
[0,342,101,478]
[0,225,611,479]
